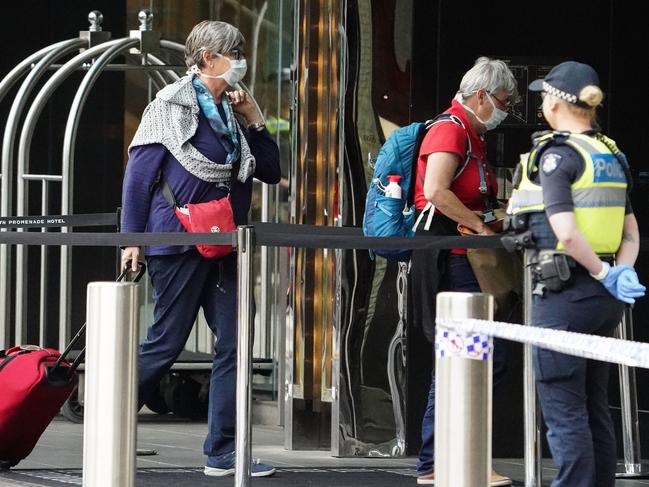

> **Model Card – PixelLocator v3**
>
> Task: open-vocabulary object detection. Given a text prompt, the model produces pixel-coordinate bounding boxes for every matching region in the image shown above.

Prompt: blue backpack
[362,114,470,261]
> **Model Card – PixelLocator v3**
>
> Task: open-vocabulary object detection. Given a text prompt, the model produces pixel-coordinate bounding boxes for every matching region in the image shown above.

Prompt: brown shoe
[491,470,512,486]
[416,471,434,484]
[416,470,510,485]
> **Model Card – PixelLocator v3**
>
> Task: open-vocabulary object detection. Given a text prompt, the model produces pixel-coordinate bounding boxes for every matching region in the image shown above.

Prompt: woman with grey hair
[120,20,279,477]
[410,57,517,485]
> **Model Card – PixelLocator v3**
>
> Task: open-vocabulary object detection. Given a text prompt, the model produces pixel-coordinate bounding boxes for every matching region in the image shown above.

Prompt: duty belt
[530,250,576,295]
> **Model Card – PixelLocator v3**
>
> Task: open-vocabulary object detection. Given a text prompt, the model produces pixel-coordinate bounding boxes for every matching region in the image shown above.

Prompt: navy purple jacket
[121,109,280,256]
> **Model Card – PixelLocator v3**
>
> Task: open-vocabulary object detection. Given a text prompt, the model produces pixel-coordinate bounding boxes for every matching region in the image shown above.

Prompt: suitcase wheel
[144,382,170,415]
[162,372,209,420]
[0,459,17,470]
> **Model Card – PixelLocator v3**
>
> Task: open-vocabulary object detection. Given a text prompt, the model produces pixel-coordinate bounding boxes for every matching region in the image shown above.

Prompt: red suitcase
[0,345,79,468]
[0,265,145,469]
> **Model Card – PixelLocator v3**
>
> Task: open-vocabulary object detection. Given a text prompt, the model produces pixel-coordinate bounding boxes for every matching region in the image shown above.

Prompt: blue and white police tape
[437,317,649,368]
[435,326,493,361]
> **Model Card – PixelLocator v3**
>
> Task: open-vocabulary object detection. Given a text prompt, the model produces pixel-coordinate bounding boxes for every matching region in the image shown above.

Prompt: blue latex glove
[616,267,646,303]
[600,264,632,299]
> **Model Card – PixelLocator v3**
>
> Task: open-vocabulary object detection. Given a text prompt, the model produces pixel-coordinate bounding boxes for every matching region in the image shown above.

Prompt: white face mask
[456,92,508,131]
[215,54,248,86]
[189,54,248,87]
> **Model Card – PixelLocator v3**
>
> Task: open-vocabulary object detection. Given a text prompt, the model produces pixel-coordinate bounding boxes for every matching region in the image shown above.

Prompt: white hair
[456,57,519,100]
[184,20,245,68]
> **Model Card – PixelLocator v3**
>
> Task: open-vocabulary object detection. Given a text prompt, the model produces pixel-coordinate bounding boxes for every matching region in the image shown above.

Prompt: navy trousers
[416,254,508,475]
[139,250,238,462]
[532,272,624,487]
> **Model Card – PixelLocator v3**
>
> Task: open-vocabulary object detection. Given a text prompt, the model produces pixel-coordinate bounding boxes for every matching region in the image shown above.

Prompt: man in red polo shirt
[410,57,517,486]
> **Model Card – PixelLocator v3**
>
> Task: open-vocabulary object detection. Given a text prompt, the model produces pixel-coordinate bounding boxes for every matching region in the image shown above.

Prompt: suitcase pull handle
[50,262,147,379]
[117,261,146,283]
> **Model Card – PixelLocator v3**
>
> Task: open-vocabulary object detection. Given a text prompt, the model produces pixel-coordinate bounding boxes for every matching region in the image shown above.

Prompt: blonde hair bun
[578,85,603,107]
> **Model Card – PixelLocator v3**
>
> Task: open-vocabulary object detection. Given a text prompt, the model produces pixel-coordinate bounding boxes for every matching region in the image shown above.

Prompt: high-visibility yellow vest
[507,132,628,254]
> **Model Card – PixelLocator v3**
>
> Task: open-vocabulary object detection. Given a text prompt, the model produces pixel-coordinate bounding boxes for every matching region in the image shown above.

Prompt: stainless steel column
[523,249,543,487]
[83,282,139,487]
[616,307,647,477]
[435,292,493,487]
[235,226,255,487]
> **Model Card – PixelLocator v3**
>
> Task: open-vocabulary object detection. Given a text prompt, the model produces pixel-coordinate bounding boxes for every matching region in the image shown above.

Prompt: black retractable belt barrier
[253,223,503,250]
[1,213,648,251]
[0,231,237,247]
[0,226,502,250]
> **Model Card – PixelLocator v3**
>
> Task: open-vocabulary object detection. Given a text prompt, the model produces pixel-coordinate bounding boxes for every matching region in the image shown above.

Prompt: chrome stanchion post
[235,226,255,487]
[83,281,139,487]
[523,249,543,487]
[615,306,648,478]
[435,292,493,487]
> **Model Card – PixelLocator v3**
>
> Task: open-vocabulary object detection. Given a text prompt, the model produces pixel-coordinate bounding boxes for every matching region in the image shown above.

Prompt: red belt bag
[161,179,235,260]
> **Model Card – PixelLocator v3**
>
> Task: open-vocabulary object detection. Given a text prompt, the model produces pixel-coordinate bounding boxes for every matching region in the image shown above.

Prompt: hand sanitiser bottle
[384,175,402,199]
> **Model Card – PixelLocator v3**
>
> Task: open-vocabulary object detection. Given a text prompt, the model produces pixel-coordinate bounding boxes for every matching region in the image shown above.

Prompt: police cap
[529,61,600,107]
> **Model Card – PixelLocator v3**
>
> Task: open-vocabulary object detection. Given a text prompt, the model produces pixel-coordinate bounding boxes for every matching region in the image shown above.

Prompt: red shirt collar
[448,98,484,143]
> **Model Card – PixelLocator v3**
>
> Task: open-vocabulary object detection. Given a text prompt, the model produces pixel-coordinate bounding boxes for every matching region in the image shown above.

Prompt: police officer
[508,61,646,486]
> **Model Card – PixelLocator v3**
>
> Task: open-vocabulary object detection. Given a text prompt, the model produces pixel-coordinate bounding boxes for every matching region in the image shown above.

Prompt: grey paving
[1,413,649,486]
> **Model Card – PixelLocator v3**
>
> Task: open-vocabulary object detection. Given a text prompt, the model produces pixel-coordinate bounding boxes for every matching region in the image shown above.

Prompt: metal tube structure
[143,53,181,83]
[5,38,88,343]
[235,226,255,487]
[160,39,186,56]
[616,307,645,477]
[523,249,543,487]
[435,292,493,487]
[1,40,82,211]
[39,180,49,346]
[15,38,127,346]
[17,39,130,214]
[0,40,78,104]
[45,63,186,72]
[11,37,179,351]
[0,39,85,348]
[126,54,172,91]
[83,281,139,487]
[59,37,139,350]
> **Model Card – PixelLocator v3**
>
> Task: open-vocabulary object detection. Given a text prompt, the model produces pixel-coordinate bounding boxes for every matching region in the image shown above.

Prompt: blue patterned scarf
[192,76,240,168]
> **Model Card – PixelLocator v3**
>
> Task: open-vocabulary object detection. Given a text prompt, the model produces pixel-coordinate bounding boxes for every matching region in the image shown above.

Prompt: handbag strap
[152,170,231,209]
[161,179,178,208]
[151,170,178,208]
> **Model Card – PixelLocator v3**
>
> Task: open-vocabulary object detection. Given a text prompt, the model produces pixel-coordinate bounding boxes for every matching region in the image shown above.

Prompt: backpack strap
[415,113,499,224]
[417,114,473,189]
[429,114,497,209]
[411,114,472,232]
[436,114,472,175]
[413,200,435,232]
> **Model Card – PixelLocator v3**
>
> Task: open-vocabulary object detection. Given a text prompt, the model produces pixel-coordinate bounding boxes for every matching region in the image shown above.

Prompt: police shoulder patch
[541,153,562,175]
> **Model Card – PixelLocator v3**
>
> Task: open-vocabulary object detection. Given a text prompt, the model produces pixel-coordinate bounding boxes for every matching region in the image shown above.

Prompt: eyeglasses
[228,48,244,60]
[489,92,512,110]
[214,49,244,61]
